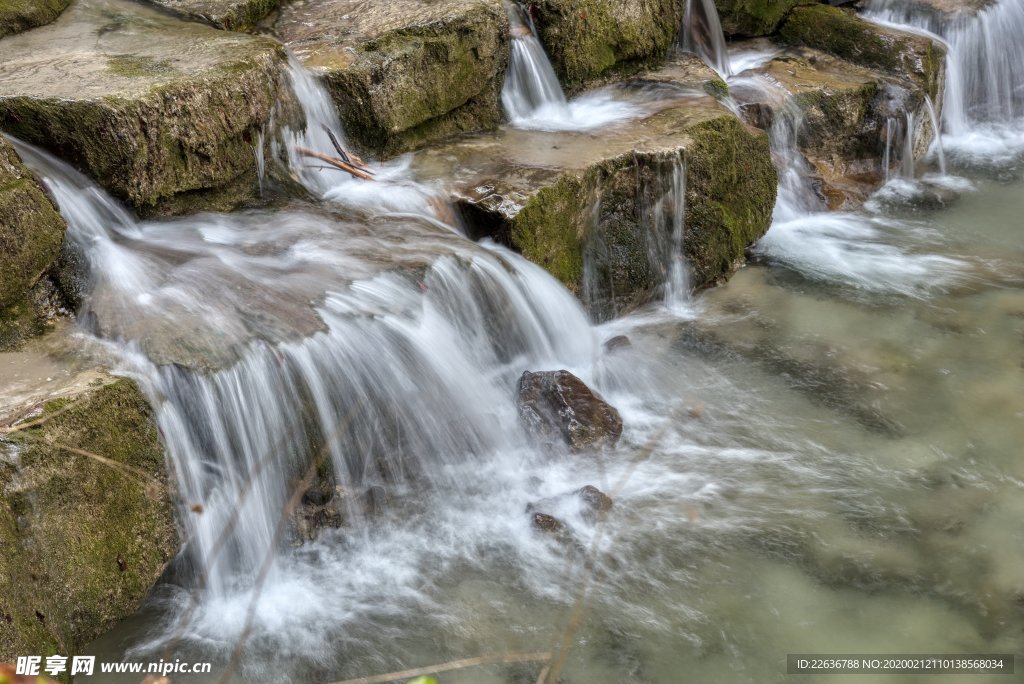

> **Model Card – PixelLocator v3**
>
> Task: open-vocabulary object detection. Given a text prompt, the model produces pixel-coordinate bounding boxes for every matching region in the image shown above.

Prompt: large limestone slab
[414,59,777,319]
[0,0,71,38]
[0,374,177,660]
[275,0,509,158]
[0,136,66,350]
[531,0,685,91]
[0,0,288,216]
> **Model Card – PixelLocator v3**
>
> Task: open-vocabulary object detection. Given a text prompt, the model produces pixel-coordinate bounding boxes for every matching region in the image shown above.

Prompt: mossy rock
[0,136,66,350]
[532,0,685,91]
[143,0,280,31]
[0,0,70,37]
[779,4,945,100]
[276,0,509,158]
[0,0,290,216]
[0,379,178,662]
[712,0,810,37]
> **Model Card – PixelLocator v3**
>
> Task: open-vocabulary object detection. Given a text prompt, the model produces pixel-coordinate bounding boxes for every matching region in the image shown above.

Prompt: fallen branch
[328,651,554,684]
[296,146,375,181]
[322,126,367,167]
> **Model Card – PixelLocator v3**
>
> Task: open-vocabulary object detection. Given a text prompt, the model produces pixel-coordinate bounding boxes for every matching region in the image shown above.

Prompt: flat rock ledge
[142,0,280,30]
[275,0,510,158]
[0,0,289,217]
[0,0,71,38]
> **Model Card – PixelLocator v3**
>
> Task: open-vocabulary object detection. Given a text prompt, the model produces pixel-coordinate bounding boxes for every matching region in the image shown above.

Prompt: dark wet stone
[516,370,623,451]
[603,335,632,352]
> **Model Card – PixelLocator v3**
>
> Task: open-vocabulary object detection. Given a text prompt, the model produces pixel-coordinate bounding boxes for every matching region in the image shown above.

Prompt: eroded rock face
[531,0,684,91]
[0,0,70,38]
[517,370,623,451]
[712,0,808,37]
[0,379,177,661]
[275,0,509,157]
[0,0,289,216]
[780,4,944,100]
[143,0,279,30]
[0,136,66,350]
[415,59,776,318]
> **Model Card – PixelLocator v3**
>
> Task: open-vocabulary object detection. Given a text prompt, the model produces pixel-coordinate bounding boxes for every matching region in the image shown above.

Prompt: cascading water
[500,2,641,130]
[923,94,946,174]
[679,0,732,78]
[866,0,1024,164]
[901,110,917,179]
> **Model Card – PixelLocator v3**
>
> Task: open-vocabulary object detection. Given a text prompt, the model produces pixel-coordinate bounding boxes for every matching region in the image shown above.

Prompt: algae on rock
[276,0,509,157]
[0,0,70,38]
[712,0,809,37]
[0,379,177,661]
[142,0,280,31]
[0,0,289,216]
[0,136,66,350]
[532,0,685,91]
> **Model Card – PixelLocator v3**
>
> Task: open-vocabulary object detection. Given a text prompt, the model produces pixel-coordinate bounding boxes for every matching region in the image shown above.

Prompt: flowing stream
[10,0,1024,681]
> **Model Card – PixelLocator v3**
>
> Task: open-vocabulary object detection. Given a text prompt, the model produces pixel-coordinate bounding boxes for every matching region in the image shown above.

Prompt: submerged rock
[531,0,684,90]
[0,136,66,350]
[516,370,623,451]
[0,0,70,38]
[0,378,177,661]
[416,59,776,318]
[144,0,280,30]
[0,0,289,216]
[275,0,509,157]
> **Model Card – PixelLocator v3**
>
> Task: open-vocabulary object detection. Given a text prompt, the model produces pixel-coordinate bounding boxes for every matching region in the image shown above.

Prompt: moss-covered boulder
[0,0,70,38]
[0,378,177,661]
[275,0,509,158]
[0,0,289,217]
[779,4,945,101]
[531,0,685,91]
[414,58,776,319]
[143,0,279,30]
[712,0,808,37]
[0,136,66,350]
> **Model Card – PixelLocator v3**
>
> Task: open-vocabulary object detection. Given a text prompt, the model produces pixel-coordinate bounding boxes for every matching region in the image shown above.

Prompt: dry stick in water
[327,651,554,684]
[322,125,368,168]
[296,147,375,181]
[538,410,684,684]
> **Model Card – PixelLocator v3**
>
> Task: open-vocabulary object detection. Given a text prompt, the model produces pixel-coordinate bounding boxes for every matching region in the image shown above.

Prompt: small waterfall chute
[679,0,733,78]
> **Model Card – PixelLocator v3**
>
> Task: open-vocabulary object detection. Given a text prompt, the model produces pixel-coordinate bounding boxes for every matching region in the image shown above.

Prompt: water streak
[680,0,732,78]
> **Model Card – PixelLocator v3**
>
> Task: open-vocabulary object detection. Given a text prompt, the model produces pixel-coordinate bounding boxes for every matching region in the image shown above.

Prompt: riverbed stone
[530,0,685,91]
[415,58,776,317]
[143,0,279,30]
[0,378,177,661]
[275,0,509,158]
[0,136,66,350]
[0,0,289,216]
[0,0,70,37]
[517,370,623,451]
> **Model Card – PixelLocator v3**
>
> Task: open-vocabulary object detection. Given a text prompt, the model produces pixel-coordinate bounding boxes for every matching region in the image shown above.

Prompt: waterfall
[14,57,601,605]
[883,117,896,181]
[901,110,916,179]
[680,0,732,78]
[642,153,690,309]
[501,4,571,123]
[923,95,946,174]
[866,0,1024,163]
[499,3,641,130]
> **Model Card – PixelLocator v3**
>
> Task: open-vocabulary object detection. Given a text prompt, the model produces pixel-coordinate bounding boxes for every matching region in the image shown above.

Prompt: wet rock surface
[517,370,623,451]
[712,0,807,37]
[0,136,66,350]
[275,0,509,157]
[143,0,280,30]
[0,0,70,38]
[0,0,289,216]
[0,377,177,661]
